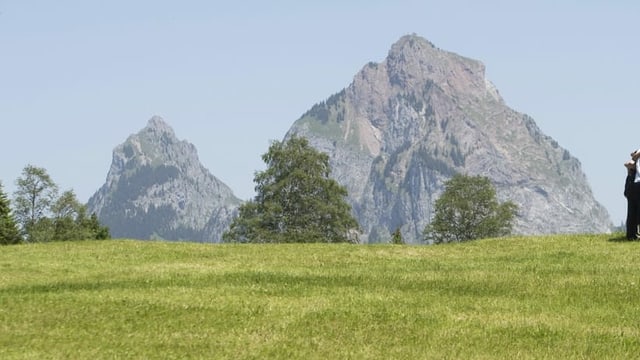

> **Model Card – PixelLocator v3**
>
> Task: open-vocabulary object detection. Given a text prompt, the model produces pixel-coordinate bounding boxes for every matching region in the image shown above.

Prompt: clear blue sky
[1,1,638,225]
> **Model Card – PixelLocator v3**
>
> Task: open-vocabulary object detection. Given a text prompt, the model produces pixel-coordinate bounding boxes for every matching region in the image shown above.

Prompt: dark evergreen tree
[0,181,22,245]
[85,213,111,240]
[391,227,404,244]
[424,174,518,244]
[224,136,360,243]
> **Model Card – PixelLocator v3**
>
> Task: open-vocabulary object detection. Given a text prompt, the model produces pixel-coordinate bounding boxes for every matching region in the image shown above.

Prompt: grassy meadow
[1,234,640,359]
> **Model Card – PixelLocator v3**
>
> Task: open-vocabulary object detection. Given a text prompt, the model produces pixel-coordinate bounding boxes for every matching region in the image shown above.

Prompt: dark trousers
[627,198,637,239]
[626,179,640,239]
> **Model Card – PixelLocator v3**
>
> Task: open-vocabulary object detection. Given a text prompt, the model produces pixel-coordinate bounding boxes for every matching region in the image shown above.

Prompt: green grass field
[1,234,639,359]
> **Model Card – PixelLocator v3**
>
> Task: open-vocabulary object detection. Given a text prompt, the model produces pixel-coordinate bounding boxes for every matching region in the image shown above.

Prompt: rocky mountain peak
[384,34,498,104]
[287,34,612,243]
[87,117,240,242]
[146,115,175,135]
[111,116,200,177]
[387,35,436,64]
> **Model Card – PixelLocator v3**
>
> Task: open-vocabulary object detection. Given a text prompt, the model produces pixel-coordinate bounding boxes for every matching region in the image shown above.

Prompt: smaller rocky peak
[136,115,181,154]
[144,115,176,138]
[112,116,198,174]
[87,116,242,242]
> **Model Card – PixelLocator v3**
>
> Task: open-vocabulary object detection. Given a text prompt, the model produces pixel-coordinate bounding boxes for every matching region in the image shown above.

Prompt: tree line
[222,136,518,244]
[0,165,110,245]
[1,138,517,245]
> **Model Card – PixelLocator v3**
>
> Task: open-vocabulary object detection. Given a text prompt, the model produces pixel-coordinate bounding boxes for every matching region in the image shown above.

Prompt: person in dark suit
[624,160,637,239]
[625,148,640,240]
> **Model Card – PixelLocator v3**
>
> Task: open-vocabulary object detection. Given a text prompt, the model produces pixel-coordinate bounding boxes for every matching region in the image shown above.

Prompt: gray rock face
[87,116,241,242]
[286,34,612,243]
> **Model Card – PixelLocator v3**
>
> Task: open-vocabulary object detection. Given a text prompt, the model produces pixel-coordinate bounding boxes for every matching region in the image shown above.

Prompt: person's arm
[624,161,636,198]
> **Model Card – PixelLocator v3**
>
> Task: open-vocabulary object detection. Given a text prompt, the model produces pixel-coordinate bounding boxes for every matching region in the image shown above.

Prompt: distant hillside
[87,116,241,242]
[286,34,612,242]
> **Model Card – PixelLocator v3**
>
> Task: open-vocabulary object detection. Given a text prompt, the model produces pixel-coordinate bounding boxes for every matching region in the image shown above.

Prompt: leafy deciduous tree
[12,165,110,242]
[51,190,90,241]
[224,136,360,243]
[50,189,110,241]
[424,174,518,244]
[13,165,58,241]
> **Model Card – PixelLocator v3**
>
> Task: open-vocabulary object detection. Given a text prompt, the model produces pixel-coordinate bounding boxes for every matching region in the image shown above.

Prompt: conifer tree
[391,227,404,244]
[0,181,21,245]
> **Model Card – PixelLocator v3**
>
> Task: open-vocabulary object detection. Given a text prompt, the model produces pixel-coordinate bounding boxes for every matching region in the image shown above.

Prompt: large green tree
[0,181,22,245]
[13,165,59,242]
[424,174,518,244]
[224,136,360,243]
[51,190,90,241]
[51,190,110,241]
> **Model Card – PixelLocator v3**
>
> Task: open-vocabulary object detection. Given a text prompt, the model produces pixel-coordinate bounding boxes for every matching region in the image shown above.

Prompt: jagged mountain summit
[87,116,241,242]
[286,34,612,243]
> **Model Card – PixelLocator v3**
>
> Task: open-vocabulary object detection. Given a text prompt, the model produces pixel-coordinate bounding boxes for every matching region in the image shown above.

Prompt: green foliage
[301,89,346,124]
[50,190,110,241]
[27,217,54,243]
[224,136,359,243]
[0,181,21,245]
[2,235,640,359]
[51,190,86,241]
[13,164,58,240]
[85,213,111,240]
[424,174,518,244]
[390,227,404,244]
[11,165,110,243]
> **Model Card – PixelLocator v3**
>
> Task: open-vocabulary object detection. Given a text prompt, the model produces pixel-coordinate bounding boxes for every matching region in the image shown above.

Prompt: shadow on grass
[0,269,511,299]
[607,233,636,243]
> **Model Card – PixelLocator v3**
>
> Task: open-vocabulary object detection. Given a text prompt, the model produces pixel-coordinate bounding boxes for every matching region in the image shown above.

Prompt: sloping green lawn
[1,234,639,359]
